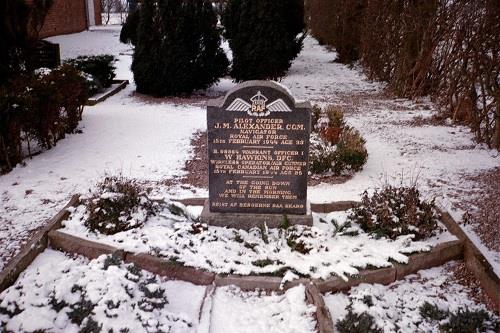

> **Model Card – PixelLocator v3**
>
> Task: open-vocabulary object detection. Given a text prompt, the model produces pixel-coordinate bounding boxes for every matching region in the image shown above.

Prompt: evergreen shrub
[132,0,228,96]
[120,9,140,45]
[84,176,159,235]
[309,105,368,175]
[64,55,116,94]
[336,306,382,333]
[222,0,306,81]
[348,185,440,240]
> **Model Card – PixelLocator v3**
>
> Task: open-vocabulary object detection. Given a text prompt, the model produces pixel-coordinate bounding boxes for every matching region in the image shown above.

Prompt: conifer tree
[131,0,228,96]
[223,0,305,81]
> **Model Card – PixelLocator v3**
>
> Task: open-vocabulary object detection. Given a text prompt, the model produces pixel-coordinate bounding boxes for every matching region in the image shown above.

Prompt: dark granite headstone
[200,81,312,229]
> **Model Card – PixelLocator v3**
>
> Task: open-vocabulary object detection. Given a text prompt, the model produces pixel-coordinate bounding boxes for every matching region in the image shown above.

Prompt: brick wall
[93,0,102,26]
[27,0,103,38]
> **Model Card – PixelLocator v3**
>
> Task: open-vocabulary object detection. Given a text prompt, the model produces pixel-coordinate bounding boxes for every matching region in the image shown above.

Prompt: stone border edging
[438,208,500,311]
[5,195,496,317]
[46,229,463,293]
[86,79,129,106]
[306,284,335,333]
[125,252,215,285]
[0,195,79,293]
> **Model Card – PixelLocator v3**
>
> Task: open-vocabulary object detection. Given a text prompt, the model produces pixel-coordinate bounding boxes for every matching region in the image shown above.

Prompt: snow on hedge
[210,285,316,333]
[0,249,206,333]
[61,205,455,281]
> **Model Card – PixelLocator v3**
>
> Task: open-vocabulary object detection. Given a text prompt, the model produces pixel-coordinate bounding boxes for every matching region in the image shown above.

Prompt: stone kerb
[4,196,487,309]
[0,195,79,293]
[305,284,335,333]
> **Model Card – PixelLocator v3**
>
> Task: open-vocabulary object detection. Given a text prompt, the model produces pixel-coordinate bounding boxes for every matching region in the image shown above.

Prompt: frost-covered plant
[419,302,499,332]
[309,105,367,175]
[348,185,440,240]
[84,176,158,235]
[64,55,116,89]
[325,105,346,129]
[332,127,368,174]
[419,301,448,321]
[336,305,382,333]
[309,132,338,174]
[441,307,499,333]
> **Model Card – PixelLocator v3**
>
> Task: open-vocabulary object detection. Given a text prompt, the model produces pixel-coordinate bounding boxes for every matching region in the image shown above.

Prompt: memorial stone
[200,81,313,229]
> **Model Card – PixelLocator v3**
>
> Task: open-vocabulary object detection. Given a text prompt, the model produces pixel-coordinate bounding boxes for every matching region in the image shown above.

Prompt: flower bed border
[0,195,79,292]
[86,79,129,106]
[1,195,498,332]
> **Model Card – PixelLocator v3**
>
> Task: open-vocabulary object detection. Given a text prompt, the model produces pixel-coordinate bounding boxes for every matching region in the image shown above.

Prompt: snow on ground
[324,263,499,333]
[1,26,498,277]
[208,285,316,333]
[60,205,454,281]
[0,28,205,270]
[0,249,206,332]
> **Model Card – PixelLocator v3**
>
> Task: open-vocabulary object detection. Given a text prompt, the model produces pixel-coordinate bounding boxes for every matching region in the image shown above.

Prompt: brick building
[27,0,102,38]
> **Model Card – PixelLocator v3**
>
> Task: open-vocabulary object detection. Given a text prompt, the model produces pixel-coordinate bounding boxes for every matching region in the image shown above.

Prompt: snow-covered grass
[61,204,455,281]
[324,263,499,333]
[209,285,317,333]
[0,249,206,332]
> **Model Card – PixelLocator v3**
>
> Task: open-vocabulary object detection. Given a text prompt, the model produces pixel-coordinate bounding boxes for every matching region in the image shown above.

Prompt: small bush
[138,277,168,312]
[348,185,440,240]
[84,176,158,235]
[309,132,337,174]
[441,308,499,333]
[419,301,448,321]
[0,65,87,173]
[308,105,368,176]
[120,9,140,45]
[64,55,116,92]
[332,127,368,174]
[336,306,382,333]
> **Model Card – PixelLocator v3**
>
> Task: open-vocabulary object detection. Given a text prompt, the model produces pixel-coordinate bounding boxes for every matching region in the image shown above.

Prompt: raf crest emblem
[226,91,292,117]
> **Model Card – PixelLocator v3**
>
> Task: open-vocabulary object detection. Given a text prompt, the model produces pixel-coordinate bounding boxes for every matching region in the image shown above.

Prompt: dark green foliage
[279,214,291,230]
[222,0,305,81]
[120,9,140,45]
[103,252,123,269]
[67,295,95,325]
[132,0,228,96]
[286,231,311,254]
[419,301,448,321]
[138,277,169,312]
[190,222,208,234]
[252,259,274,267]
[80,318,102,333]
[125,264,143,282]
[348,185,440,240]
[64,55,116,94]
[336,306,382,333]
[0,65,87,173]
[441,308,499,333]
[49,293,69,312]
[84,176,158,235]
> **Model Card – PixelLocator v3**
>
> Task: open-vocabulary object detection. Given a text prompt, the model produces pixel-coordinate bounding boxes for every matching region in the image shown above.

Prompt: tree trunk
[493,102,500,150]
